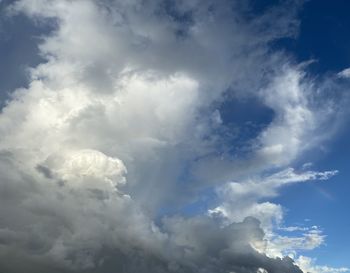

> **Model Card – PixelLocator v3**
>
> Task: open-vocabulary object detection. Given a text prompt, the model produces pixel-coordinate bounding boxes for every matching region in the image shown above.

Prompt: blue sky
[0,0,48,97]
[274,0,350,268]
[0,0,349,272]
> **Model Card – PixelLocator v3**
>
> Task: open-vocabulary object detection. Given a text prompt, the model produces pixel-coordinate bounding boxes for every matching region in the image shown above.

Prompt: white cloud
[209,168,337,260]
[210,168,337,228]
[296,256,349,273]
[337,68,350,79]
[265,228,325,258]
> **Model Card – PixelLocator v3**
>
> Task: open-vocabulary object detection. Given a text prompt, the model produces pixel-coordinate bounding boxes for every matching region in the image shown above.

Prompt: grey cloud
[36,164,54,179]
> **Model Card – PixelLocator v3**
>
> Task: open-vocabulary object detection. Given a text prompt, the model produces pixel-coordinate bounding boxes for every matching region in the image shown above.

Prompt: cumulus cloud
[0,0,346,272]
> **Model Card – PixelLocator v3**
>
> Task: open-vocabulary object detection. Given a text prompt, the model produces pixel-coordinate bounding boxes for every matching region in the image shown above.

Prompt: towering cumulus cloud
[0,0,345,272]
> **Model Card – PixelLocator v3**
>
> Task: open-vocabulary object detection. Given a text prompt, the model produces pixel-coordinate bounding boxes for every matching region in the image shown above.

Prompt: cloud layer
[0,0,347,272]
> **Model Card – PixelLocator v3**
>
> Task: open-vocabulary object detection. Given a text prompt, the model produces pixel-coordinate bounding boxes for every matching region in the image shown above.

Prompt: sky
[0,0,349,272]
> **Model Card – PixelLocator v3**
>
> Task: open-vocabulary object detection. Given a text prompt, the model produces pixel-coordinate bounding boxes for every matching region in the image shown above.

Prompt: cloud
[209,168,337,229]
[296,256,349,273]
[0,150,305,272]
[0,0,345,272]
[208,167,337,263]
[337,68,350,79]
[4,0,307,214]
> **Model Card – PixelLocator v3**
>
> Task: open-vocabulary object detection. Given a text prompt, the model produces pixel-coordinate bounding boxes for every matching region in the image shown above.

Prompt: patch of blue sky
[219,96,274,141]
[272,0,350,74]
[0,0,54,105]
[273,123,350,269]
[264,0,350,268]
